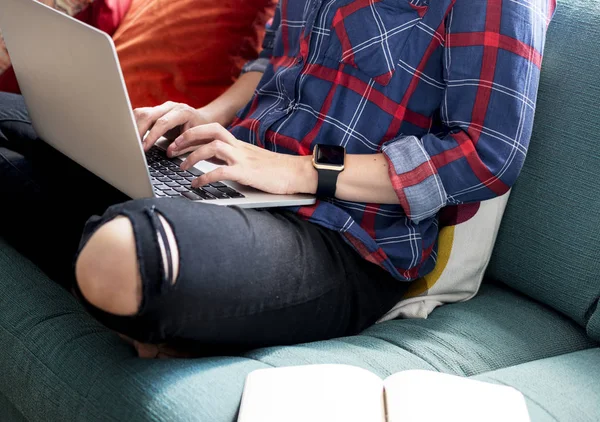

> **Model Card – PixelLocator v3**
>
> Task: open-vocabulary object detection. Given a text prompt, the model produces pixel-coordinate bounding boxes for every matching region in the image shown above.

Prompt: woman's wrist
[292,155,318,195]
[291,153,400,204]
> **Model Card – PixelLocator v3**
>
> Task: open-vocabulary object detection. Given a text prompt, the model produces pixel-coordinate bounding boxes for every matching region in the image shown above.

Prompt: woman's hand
[167,123,317,195]
[134,101,213,151]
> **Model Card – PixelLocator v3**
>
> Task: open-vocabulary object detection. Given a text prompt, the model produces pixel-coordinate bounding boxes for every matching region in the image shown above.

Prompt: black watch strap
[316,169,340,198]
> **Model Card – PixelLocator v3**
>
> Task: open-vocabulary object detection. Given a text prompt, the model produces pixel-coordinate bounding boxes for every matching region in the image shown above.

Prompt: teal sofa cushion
[247,283,594,377]
[474,349,600,422]
[0,237,595,421]
[486,0,600,330]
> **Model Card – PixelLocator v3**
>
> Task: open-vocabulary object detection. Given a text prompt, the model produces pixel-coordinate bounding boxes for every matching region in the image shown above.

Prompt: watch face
[316,145,345,166]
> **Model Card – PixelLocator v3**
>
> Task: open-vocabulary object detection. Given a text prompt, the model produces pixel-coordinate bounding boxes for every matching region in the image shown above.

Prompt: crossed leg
[1,92,408,356]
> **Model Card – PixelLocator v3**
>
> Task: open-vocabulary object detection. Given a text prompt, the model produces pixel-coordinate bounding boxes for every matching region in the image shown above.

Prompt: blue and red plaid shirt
[230,0,556,281]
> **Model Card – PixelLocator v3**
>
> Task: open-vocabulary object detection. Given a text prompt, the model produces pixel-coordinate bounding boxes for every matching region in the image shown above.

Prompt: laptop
[0,0,316,208]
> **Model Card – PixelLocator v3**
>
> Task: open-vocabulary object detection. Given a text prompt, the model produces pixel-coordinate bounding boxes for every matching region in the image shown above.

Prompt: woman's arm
[375,2,555,222]
[298,153,400,204]
[167,125,401,204]
[168,2,554,211]
[138,4,281,149]
[198,71,264,127]
[138,71,263,150]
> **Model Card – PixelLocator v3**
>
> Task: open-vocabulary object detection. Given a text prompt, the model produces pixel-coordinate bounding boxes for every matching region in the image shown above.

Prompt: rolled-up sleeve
[382,0,556,224]
[241,4,281,75]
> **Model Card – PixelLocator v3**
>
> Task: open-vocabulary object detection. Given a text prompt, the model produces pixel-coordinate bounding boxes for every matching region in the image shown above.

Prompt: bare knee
[75,216,142,316]
[75,214,180,316]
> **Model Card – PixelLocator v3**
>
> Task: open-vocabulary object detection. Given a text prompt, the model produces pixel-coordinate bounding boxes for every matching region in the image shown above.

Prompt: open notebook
[237,365,530,422]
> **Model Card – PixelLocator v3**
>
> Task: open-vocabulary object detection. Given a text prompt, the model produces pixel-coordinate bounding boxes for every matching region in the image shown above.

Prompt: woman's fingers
[191,166,238,188]
[167,144,204,158]
[133,107,158,140]
[143,108,190,150]
[172,123,239,151]
[133,101,176,139]
[181,140,237,170]
[134,101,205,151]
[166,123,246,187]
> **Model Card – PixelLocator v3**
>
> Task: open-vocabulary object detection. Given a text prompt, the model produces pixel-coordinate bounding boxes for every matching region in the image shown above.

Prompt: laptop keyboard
[145,146,244,201]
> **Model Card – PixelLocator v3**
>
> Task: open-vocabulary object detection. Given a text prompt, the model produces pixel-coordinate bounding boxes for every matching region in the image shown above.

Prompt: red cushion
[113,0,277,109]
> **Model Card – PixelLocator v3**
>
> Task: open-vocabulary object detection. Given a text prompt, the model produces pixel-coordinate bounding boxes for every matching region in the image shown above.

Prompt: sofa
[1,0,599,420]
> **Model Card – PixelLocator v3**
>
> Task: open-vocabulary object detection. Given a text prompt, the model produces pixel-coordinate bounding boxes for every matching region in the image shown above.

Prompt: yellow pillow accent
[403,225,455,298]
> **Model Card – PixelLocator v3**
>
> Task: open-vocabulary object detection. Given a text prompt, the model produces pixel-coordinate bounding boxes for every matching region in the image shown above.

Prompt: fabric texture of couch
[0,0,599,421]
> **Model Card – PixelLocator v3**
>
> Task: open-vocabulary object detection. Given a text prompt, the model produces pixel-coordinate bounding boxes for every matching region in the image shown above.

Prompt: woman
[0,0,555,357]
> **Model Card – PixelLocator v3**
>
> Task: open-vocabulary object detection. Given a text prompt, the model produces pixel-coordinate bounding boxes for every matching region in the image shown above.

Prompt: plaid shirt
[230,0,556,281]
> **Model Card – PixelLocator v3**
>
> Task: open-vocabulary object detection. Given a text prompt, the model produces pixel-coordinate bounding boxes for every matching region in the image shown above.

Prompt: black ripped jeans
[0,92,408,350]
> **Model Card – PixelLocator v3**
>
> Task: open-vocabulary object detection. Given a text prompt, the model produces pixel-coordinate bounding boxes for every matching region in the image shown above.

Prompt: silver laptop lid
[0,0,153,199]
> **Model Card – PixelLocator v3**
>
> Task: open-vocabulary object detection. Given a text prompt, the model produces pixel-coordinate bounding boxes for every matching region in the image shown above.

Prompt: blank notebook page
[237,364,385,422]
[384,370,530,422]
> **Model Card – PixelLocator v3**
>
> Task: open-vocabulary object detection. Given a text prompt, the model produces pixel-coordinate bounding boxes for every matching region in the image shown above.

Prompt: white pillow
[378,192,511,321]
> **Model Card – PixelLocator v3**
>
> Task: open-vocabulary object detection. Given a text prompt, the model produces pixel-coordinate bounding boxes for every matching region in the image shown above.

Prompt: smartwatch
[312,144,346,198]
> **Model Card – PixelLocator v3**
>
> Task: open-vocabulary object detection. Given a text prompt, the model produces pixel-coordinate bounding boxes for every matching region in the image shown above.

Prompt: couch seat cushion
[245,282,595,378]
[0,237,595,421]
[474,348,600,422]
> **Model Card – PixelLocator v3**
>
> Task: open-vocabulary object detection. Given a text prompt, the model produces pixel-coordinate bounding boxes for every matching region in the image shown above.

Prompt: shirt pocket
[324,0,428,86]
